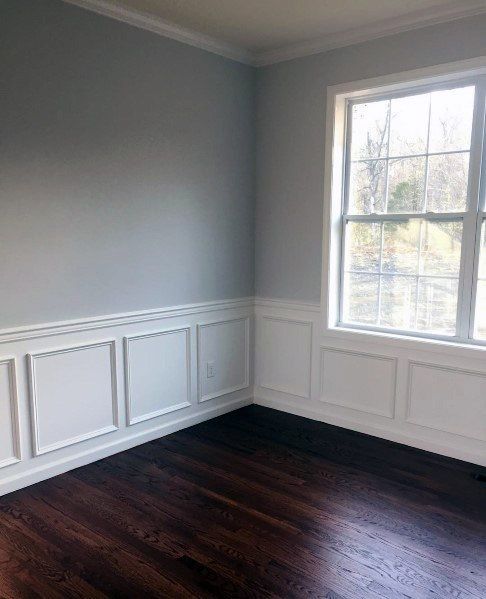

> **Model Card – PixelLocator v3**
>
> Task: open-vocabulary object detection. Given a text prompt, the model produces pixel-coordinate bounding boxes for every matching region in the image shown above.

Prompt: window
[337,75,486,343]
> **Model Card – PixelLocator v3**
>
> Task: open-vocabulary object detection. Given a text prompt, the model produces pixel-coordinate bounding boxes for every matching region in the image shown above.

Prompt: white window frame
[322,57,486,355]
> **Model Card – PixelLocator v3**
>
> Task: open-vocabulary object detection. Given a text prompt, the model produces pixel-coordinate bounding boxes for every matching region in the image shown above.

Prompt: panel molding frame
[406,359,486,441]
[27,340,119,456]
[319,346,397,419]
[0,358,21,469]
[124,326,192,426]
[197,316,250,403]
[257,315,313,399]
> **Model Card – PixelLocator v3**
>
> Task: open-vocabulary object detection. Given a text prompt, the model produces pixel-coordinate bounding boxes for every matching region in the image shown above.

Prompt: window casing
[336,74,486,344]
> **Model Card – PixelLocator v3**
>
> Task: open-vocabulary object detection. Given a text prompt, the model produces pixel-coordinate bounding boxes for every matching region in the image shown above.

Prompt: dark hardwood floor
[0,405,485,598]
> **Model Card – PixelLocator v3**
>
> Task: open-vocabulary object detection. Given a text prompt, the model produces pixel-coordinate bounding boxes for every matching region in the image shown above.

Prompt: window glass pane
[345,222,381,272]
[382,220,419,274]
[343,273,379,325]
[420,221,463,276]
[348,160,387,214]
[428,86,475,153]
[388,157,426,213]
[416,277,458,335]
[474,222,486,340]
[351,100,390,160]
[342,218,460,335]
[474,281,486,340]
[380,275,416,329]
[426,152,469,213]
[389,93,429,157]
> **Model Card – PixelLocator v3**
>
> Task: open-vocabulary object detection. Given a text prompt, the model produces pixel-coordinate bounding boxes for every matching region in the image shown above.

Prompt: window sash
[338,76,486,343]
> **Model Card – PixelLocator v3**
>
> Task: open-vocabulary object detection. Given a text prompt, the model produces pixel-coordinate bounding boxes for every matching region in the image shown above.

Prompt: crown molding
[254,0,486,66]
[62,0,255,65]
[63,0,486,68]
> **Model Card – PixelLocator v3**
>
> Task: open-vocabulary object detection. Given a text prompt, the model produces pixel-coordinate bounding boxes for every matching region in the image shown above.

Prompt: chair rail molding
[1,294,485,498]
[0,297,253,497]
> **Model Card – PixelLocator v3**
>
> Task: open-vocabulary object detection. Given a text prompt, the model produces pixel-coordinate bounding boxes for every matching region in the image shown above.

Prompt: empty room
[1,0,486,597]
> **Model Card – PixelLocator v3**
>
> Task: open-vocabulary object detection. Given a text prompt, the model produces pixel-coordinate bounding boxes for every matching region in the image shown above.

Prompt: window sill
[324,323,486,359]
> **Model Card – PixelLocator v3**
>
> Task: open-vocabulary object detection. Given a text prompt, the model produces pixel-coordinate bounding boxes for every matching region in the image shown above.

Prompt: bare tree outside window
[342,84,478,337]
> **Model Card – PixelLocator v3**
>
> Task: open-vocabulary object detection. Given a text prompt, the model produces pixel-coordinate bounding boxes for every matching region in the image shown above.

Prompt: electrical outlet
[206,361,216,379]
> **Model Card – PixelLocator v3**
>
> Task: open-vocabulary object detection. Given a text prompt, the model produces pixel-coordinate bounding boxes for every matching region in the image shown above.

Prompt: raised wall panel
[407,361,486,441]
[320,348,396,418]
[197,317,249,402]
[0,359,20,468]
[28,341,118,455]
[258,316,312,398]
[125,327,191,425]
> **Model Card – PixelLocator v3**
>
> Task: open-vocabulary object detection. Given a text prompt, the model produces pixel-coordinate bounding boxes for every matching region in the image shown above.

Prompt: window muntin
[340,80,485,341]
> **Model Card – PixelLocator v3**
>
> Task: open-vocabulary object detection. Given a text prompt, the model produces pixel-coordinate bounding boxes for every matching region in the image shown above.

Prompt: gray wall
[3,3,486,326]
[255,15,486,303]
[1,0,255,328]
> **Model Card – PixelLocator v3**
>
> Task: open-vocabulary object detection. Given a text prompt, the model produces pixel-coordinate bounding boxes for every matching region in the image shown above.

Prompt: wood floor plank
[0,405,484,598]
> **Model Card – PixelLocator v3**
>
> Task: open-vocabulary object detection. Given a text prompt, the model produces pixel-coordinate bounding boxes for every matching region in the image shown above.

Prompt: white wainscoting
[320,348,396,418]
[197,317,250,402]
[0,298,253,496]
[124,327,191,425]
[2,294,485,496]
[0,359,21,469]
[257,315,312,398]
[254,297,486,467]
[27,341,118,456]
[407,361,486,442]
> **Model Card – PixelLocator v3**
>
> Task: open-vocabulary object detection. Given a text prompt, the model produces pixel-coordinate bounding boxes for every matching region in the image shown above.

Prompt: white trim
[0,396,252,497]
[319,347,397,419]
[124,327,192,426]
[254,1,486,66]
[63,0,486,68]
[0,358,21,469]
[258,316,313,399]
[62,0,253,65]
[406,360,486,441]
[27,340,119,456]
[197,316,250,403]
[0,297,253,344]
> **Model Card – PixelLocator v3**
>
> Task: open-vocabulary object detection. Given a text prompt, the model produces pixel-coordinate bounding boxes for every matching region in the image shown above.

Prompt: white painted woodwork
[125,327,191,425]
[320,348,396,418]
[28,341,118,455]
[254,297,486,467]
[0,360,20,468]
[197,317,249,402]
[0,299,253,497]
[407,361,486,441]
[64,0,486,66]
[257,316,312,398]
[2,291,486,496]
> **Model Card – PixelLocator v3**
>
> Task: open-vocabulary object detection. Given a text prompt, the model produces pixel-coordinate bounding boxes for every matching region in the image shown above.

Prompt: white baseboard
[254,395,486,467]
[0,297,253,496]
[1,396,252,496]
[2,293,484,498]
[254,298,486,467]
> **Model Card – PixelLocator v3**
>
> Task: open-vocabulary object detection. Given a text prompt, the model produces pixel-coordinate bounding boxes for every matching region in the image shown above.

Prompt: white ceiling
[68,0,486,64]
